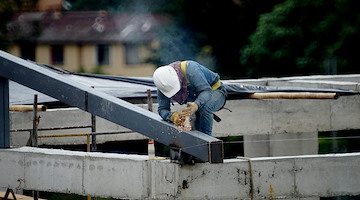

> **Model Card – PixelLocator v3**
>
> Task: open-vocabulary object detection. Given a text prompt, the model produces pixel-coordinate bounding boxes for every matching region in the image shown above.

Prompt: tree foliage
[178,0,285,78]
[240,0,360,77]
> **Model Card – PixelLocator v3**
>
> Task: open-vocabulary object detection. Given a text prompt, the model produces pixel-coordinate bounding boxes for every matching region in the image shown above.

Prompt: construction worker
[153,60,227,135]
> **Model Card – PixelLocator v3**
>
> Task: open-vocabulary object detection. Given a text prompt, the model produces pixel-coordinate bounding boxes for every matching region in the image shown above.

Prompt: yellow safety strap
[180,61,189,84]
[180,61,221,91]
[211,79,221,90]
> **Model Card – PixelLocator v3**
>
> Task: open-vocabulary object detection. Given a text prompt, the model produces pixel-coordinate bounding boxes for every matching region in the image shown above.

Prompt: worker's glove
[181,102,199,116]
[170,111,182,126]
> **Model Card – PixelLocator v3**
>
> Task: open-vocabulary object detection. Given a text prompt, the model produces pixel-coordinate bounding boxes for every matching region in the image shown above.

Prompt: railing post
[147,89,155,159]
[31,94,40,200]
[91,114,97,151]
[31,94,39,147]
[0,77,10,148]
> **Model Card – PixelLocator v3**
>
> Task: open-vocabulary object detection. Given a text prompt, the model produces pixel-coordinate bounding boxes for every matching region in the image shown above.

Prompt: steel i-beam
[0,77,10,148]
[0,50,223,163]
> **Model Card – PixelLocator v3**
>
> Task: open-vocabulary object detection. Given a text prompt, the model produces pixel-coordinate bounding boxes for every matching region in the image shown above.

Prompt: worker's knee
[201,90,226,113]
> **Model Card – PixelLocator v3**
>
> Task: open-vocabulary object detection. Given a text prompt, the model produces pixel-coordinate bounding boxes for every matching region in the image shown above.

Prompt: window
[20,43,35,61]
[51,45,64,65]
[97,44,110,65]
[125,43,140,65]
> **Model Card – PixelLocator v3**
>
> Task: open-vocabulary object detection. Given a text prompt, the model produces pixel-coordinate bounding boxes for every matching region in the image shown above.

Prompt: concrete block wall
[243,132,319,157]
[1,147,360,199]
[214,95,360,136]
[9,94,360,146]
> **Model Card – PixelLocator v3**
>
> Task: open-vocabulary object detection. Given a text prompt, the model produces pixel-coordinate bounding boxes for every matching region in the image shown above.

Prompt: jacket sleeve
[186,65,213,109]
[157,90,173,121]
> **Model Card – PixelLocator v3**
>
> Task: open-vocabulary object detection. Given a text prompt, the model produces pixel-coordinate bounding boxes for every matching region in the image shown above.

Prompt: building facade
[7,10,166,76]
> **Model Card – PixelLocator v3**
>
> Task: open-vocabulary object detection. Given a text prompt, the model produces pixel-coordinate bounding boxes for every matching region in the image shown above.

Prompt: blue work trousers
[195,86,227,136]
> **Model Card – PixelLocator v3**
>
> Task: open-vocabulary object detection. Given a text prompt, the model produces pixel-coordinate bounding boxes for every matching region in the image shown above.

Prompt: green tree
[241,0,360,78]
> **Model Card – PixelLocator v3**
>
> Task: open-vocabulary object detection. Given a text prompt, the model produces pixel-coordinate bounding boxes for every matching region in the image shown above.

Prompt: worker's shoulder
[186,61,206,70]
[185,60,198,65]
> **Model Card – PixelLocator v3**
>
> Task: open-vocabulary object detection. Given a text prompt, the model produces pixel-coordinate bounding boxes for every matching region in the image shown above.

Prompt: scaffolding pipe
[31,95,39,147]
[37,131,134,138]
[10,125,93,132]
[31,94,39,200]
[147,89,155,159]
[147,89,153,112]
[91,114,97,151]
[86,133,91,200]
[86,135,91,152]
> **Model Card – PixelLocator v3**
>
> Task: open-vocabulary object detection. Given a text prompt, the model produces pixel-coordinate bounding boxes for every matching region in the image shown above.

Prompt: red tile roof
[9,11,170,44]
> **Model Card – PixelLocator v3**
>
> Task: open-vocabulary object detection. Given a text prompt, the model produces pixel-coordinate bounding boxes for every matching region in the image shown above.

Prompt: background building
[7,1,167,76]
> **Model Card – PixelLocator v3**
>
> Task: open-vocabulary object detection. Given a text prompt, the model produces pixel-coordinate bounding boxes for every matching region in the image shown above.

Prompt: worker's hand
[170,111,182,126]
[181,102,198,116]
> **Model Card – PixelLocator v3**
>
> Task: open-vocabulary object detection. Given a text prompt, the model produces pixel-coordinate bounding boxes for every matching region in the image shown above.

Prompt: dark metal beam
[0,51,223,163]
[0,77,10,148]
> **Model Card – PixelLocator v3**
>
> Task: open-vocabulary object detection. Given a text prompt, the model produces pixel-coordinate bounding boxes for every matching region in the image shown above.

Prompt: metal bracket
[170,146,197,165]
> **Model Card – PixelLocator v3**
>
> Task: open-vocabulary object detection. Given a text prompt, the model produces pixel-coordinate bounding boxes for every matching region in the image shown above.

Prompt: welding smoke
[154,24,198,65]
[113,0,205,66]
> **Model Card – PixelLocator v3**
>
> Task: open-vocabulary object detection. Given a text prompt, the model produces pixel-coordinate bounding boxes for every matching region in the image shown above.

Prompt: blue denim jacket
[157,60,220,121]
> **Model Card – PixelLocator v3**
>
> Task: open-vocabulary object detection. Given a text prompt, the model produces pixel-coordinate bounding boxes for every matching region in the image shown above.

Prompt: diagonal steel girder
[0,50,223,163]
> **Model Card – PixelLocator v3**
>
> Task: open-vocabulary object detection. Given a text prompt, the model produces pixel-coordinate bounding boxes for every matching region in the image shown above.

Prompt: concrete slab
[331,95,360,130]
[269,132,318,156]
[24,153,83,193]
[271,99,331,134]
[251,157,297,199]
[177,161,250,199]
[83,153,148,199]
[213,99,273,136]
[0,151,24,188]
[146,161,180,199]
[244,132,318,157]
[1,147,360,199]
[294,154,360,197]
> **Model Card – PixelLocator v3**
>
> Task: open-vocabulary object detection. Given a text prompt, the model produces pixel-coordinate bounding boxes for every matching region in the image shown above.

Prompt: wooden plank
[0,191,47,200]
[10,105,47,112]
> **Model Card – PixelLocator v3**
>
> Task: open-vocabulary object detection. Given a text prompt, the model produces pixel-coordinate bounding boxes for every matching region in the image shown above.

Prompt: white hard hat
[153,65,180,98]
